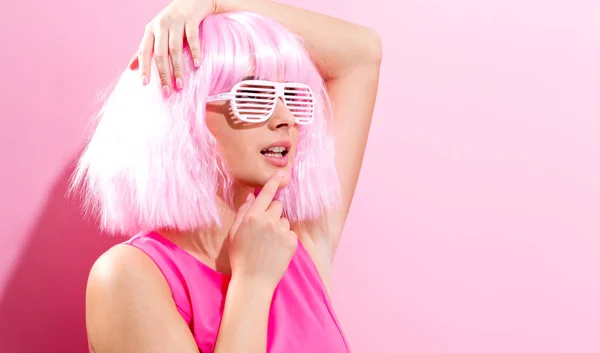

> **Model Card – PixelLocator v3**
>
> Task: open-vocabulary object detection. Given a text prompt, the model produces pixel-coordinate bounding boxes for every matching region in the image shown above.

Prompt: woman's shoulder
[86,244,176,333]
[88,243,171,301]
[86,244,199,353]
[89,236,196,321]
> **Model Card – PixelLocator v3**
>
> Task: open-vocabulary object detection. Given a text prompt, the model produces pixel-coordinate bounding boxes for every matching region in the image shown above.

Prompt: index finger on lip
[249,171,283,212]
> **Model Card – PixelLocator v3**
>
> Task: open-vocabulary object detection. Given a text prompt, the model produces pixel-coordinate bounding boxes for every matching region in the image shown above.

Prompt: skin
[87,0,382,352]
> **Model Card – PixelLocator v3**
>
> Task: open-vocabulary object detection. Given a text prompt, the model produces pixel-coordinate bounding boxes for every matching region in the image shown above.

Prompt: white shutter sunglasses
[206,80,315,125]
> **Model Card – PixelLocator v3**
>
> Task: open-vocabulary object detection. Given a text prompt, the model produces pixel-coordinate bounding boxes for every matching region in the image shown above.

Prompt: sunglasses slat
[235,98,275,102]
[237,109,274,114]
[234,94,276,99]
[237,85,275,89]
[285,102,314,107]
[236,104,276,108]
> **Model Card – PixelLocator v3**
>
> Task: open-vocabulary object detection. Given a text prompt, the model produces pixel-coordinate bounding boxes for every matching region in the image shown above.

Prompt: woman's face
[205,95,299,189]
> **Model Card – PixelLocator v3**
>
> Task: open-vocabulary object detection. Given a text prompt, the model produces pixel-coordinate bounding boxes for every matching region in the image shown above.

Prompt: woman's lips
[261,153,289,167]
[259,139,292,167]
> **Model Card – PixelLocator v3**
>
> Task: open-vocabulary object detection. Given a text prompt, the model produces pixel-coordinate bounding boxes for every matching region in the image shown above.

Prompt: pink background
[1,0,599,352]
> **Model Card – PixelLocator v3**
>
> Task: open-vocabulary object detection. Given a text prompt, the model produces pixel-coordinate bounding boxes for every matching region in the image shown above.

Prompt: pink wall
[1,0,599,352]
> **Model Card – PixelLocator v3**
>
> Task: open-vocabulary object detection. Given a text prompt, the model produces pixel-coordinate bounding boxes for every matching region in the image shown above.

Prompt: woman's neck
[159,184,256,276]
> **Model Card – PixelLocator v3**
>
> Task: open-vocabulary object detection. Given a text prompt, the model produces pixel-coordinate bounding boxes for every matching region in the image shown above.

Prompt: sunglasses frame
[206,80,315,125]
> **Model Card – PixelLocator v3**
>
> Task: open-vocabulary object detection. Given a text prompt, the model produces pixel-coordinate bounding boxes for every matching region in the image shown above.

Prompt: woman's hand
[228,171,298,293]
[128,0,219,96]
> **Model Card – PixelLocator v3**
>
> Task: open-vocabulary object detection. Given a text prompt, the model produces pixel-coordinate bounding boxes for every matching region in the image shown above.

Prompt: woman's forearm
[213,277,274,353]
[217,0,382,80]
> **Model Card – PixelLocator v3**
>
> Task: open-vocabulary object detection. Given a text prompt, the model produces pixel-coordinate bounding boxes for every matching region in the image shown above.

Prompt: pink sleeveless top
[124,232,351,353]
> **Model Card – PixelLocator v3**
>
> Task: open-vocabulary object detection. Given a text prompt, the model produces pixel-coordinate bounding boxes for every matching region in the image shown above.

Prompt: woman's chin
[232,165,292,188]
[256,173,292,188]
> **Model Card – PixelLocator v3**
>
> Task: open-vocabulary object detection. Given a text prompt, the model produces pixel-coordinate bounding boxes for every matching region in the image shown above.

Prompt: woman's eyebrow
[241,75,256,81]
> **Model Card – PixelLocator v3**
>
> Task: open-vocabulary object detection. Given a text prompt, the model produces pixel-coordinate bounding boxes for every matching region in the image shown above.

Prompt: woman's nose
[268,98,296,128]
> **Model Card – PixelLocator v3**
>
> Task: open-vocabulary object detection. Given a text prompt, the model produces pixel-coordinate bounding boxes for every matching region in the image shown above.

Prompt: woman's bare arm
[212,277,274,353]
[217,0,382,255]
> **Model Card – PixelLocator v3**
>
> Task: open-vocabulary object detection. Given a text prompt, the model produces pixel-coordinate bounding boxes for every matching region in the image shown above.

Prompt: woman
[79,0,381,352]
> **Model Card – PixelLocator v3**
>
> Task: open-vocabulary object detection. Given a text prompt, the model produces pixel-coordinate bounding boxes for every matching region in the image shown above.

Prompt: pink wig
[71,11,341,235]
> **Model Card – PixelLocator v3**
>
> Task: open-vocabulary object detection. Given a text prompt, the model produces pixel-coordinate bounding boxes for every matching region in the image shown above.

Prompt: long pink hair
[71,11,341,235]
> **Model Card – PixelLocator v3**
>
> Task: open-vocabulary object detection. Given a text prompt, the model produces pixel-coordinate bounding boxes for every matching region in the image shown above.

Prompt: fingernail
[278,170,285,177]
[246,193,252,201]
[162,85,171,97]
[194,59,201,67]
[141,75,148,86]
[176,77,183,90]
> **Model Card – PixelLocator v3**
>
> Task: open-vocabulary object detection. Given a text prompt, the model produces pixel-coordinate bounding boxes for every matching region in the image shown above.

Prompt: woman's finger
[230,194,255,237]
[266,200,284,220]
[249,171,284,213]
[169,23,185,90]
[153,22,173,97]
[138,28,155,85]
[185,21,202,68]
